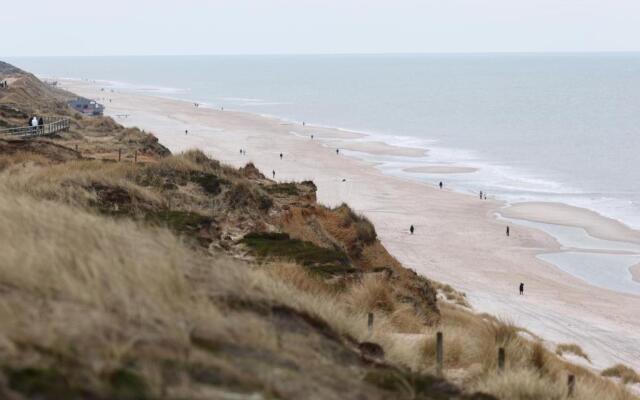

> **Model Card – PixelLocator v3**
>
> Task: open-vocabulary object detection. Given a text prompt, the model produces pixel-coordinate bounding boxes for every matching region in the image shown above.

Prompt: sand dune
[62,78,640,372]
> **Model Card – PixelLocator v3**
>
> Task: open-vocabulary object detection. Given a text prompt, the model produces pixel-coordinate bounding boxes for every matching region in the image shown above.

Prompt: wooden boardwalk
[0,117,70,137]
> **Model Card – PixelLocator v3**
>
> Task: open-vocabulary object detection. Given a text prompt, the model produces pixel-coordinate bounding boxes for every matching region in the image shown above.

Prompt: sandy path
[63,80,640,371]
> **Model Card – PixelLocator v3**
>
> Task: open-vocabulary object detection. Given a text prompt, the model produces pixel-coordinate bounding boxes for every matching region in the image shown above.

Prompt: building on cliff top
[68,97,104,116]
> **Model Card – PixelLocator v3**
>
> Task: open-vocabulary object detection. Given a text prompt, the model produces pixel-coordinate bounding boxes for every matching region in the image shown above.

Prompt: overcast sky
[2,0,640,56]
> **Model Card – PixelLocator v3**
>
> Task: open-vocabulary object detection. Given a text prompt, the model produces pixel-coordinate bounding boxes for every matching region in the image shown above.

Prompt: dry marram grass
[0,148,636,399]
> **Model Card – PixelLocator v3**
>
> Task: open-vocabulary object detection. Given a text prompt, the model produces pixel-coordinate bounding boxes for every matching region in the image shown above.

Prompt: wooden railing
[0,117,70,137]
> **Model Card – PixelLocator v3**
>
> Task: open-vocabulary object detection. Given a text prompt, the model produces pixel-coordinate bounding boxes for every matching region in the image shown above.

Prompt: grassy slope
[0,62,637,400]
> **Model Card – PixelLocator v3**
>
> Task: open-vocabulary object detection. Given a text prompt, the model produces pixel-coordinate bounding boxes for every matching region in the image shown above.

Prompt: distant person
[506,226,510,237]
[303,121,306,126]
[410,225,415,235]
[479,191,483,199]
[30,116,38,134]
[336,149,340,155]
[240,148,243,154]
[38,117,44,134]
[185,130,188,135]
[221,106,224,111]
[483,193,487,200]
[439,181,443,189]
[272,170,276,179]
[311,134,314,140]
[279,153,283,160]
[519,282,524,295]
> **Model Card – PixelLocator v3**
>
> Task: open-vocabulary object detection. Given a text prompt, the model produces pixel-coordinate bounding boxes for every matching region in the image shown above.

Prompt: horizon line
[5,50,640,58]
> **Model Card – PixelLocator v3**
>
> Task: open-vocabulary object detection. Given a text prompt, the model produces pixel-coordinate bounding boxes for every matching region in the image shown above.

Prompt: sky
[2,0,640,56]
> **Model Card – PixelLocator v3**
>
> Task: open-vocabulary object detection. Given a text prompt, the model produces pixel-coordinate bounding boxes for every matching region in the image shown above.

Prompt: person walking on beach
[479,191,483,199]
[336,149,340,155]
[410,225,415,235]
[280,153,283,160]
[439,181,443,189]
[519,282,524,295]
[311,134,314,140]
[506,226,510,237]
[272,170,276,179]
[185,130,188,135]
[303,121,306,127]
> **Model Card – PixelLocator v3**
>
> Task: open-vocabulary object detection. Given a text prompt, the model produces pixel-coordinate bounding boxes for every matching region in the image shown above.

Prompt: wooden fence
[0,117,70,137]
[365,316,579,397]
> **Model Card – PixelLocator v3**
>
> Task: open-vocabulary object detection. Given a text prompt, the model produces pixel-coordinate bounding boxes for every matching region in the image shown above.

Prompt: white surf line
[497,212,640,296]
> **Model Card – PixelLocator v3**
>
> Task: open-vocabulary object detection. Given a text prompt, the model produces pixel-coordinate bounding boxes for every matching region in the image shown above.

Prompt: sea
[7,53,640,233]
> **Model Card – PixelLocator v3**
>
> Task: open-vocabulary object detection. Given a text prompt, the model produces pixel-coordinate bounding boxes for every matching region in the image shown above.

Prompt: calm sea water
[8,54,640,229]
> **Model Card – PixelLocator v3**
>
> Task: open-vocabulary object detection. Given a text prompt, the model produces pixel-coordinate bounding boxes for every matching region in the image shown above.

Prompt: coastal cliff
[0,62,636,400]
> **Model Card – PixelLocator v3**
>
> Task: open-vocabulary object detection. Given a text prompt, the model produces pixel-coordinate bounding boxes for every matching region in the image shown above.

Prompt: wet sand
[631,264,640,283]
[501,202,640,245]
[403,165,478,174]
[329,141,428,157]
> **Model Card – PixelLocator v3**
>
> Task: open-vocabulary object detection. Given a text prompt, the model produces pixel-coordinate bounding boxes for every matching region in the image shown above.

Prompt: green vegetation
[146,210,212,236]
[364,370,470,400]
[6,368,78,399]
[189,172,228,195]
[264,182,300,196]
[108,369,149,400]
[241,232,354,275]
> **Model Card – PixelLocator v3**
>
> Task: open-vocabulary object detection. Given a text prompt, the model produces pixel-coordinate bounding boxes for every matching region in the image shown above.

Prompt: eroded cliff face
[0,61,476,400]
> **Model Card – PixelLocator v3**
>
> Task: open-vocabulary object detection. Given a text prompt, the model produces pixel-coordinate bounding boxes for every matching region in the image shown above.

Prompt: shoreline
[60,78,640,371]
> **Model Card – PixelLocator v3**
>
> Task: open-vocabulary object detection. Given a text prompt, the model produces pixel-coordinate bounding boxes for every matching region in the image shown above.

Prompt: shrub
[241,232,352,275]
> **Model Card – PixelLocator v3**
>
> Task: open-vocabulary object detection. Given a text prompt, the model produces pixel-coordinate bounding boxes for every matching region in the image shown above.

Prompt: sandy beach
[63,79,640,372]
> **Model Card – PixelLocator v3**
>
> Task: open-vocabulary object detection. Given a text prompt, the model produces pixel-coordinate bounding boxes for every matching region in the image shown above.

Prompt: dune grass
[602,364,640,384]
[0,149,637,399]
[556,343,591,363]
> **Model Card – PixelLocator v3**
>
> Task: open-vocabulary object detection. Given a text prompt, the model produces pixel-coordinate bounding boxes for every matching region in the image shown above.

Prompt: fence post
[567,374,575,397]
[367,312,374,335]
[498,347,505,371]
[118,149,121,162]
[436,331,443,376]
